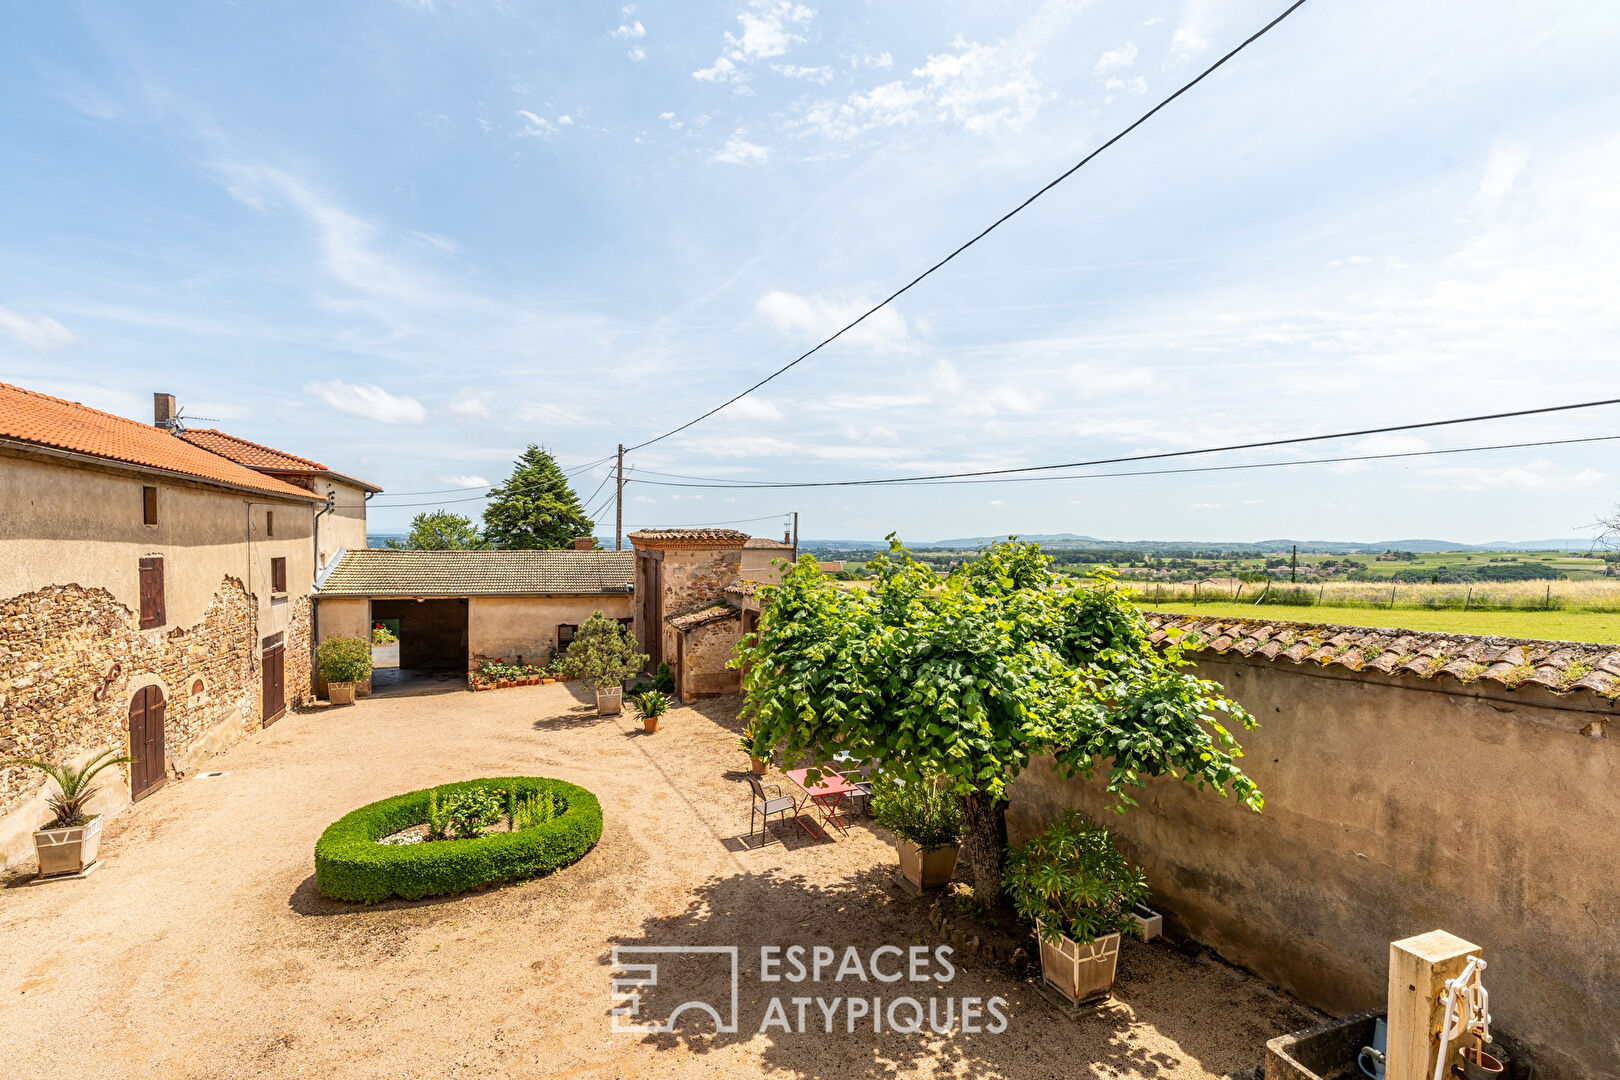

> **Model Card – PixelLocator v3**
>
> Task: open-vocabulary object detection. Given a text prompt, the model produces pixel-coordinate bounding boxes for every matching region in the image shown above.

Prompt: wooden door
[262,644,285,726]
[128,685,166,800]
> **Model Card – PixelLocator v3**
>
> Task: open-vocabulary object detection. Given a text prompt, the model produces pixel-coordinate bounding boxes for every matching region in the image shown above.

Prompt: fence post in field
[1390,584,1397,609]
[1546,583,1552,610]
[1463,587,1471,611]
[1193,582,1200,606]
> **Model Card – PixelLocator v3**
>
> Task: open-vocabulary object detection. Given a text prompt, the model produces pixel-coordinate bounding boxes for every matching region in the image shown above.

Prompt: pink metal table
[783,767,859,840]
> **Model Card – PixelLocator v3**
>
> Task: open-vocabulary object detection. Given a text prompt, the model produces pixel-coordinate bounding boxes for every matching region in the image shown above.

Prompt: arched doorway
[128,685,167,800]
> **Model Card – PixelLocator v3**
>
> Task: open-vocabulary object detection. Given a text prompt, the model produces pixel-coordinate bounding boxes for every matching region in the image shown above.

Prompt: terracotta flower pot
[643,715,660,733]
[33,815,102,878]
[750,756,768,775]
[1036,923,1121,1005]
[896,838,959,891]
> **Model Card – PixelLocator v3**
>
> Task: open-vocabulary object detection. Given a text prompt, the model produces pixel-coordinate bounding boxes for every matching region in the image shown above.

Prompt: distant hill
[807,535,1601,555]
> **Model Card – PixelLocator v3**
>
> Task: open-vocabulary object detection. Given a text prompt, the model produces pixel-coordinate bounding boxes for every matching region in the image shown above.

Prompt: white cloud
[1093,42,1137,75]
[712,131,772,165]
[773,64,834,84]
[728,1,814,60]
[755,290,909,349]
[612,19,646,40]
[441,473,490,488]
[913,39,1042,134]
[988,499,1005,507]
[1418,460,1606,493]
[448,389,490,418]
[635,495,656,504]
[693,56,746,85]
[728,396,784,421]
[1067,361,1153,396]
[516,110,560,137]
[862,52,893,70]
[628,48,646,62]
[305,380,427,425]
[1171,0,1213,59]
[0,305,80,351]
[1191,501,1221,510]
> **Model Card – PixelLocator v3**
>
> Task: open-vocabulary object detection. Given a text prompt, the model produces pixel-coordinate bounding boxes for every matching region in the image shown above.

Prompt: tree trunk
[961,792,1008,912]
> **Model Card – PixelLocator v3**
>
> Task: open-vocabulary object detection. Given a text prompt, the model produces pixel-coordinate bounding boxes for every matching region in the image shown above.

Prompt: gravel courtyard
[0,680,1319,1079]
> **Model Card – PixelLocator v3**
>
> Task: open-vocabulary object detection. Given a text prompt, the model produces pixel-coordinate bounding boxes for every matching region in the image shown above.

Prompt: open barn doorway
[367,598,469,696]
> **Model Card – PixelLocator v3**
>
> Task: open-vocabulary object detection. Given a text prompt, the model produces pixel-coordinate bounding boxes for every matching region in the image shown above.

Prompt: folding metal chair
[746,772,800,843]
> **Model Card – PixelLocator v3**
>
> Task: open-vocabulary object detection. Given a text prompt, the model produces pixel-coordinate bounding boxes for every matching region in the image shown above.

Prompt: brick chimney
[153,393,178,429]
[574,536,595,551]
[784,529,791,544]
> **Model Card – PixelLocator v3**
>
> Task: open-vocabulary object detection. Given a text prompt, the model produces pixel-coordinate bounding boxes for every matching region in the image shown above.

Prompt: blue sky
[3,0,1618,543]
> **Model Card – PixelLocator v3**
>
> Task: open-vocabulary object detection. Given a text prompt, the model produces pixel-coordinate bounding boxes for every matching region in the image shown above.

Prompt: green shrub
[314,777,602,903]
[508,789,556,831]
[1003,811,1147,945]
[869,775,963,850]
[634,690,670,719]
[652,661,674,693]
[318,635,373,684]
[557,612,647,691]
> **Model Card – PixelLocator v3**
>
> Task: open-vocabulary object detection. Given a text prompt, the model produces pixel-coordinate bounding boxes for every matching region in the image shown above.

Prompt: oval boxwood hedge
[315,777,602,903]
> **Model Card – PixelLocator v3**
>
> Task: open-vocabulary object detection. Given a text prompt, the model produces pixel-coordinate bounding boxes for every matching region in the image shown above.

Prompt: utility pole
[1291,544,1297,584]
[792,511,799,563]
[614,444,624,551]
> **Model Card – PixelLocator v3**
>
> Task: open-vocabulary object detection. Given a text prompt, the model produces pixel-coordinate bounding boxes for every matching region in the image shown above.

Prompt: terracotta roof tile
[1149,610,1620,701]
[177,428,326,471]
[314,549,633,597]
[722,578,761,597]
[743,537,793,549]
[0,382,320,501]
[627,528,750,550]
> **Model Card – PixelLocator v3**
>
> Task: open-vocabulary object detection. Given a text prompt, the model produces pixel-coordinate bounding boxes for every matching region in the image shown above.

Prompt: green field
[1139,601,1620,645]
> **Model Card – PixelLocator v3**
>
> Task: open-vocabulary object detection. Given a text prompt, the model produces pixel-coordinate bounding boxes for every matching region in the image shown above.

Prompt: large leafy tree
[385,510,487,550]
[481,445,596,550]
[734,538,1262,910]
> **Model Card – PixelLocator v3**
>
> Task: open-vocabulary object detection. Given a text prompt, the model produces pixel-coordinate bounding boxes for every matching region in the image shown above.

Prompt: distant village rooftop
[0,381,321,502]
[315,548,634,597]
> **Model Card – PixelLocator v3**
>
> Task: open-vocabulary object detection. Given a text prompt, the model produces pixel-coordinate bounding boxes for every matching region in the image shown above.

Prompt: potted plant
[870,775,964,891]
[558,612,648,716]
[739,723,768,773]
[2,747,131,878]
[634,690,670,733]
[1003,812,1148,1005]
[318,635,373,705]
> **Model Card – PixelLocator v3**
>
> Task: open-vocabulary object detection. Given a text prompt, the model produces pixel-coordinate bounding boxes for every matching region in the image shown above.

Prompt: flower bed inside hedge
[314,777,602,903]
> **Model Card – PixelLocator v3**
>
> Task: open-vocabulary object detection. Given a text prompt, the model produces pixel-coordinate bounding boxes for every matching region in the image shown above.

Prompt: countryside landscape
[3,2,1617,1079]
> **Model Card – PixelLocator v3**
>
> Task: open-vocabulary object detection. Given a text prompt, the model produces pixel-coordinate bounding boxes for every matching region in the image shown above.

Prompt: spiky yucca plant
[1,747,132,828]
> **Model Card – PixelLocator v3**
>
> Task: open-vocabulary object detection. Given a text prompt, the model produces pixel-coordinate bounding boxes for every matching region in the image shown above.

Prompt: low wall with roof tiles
[1008,614,1618,1080]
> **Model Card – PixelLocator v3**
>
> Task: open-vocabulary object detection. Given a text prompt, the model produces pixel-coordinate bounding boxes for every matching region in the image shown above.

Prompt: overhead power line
[615,432,1620,492]
[625,0,1315,453]
[614,396,1620,489]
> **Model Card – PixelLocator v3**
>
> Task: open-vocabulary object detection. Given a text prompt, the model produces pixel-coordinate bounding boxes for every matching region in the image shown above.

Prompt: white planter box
[33,815,102,878]
[1129,903,1163,942]
[596,685,623,716]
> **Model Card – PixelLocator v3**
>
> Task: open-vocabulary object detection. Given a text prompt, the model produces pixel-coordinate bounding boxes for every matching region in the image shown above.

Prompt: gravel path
[0,681,1319,1079]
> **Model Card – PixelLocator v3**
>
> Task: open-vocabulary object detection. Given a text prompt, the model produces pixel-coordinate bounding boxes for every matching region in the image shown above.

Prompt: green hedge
[314,777,602,903]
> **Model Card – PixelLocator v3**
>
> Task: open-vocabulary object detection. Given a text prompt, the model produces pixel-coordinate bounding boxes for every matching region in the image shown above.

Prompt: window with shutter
[271,557,287,594]
[142,486,158,526]
[139,557,165,629]
[266,510,274,537]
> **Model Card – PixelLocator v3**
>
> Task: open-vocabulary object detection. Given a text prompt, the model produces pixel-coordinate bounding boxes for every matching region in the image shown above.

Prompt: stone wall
[678,615,743,698]
[660,548,743,671]
[284,594,313,711]
[1007,653,1620,1080]
[0,577,260,868]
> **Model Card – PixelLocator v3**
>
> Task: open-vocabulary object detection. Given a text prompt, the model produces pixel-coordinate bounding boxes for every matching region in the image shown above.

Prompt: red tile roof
[177,428,326,472]
[1144,612,1620,701]
[0,382,321,501]
[627,528,750,550]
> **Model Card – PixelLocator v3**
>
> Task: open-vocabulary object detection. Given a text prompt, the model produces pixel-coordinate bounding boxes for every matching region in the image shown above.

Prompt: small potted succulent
[1003,811,1148,1005]
[2,747,131,878]
[870,775,963,891]
[634,690,670,733]
[558,612,648,716]
[318,635,373,705]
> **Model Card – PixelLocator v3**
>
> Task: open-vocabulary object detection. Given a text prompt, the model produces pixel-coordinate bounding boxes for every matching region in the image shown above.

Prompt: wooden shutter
[138,557,165,629]
[271,557,287,594]
[142,486,158,526]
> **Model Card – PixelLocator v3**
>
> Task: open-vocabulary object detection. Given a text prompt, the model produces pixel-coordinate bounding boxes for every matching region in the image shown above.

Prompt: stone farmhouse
[0,383,379,866]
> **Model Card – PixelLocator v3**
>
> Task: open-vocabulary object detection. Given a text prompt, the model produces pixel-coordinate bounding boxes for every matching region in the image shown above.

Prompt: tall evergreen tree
[481,445,596,549]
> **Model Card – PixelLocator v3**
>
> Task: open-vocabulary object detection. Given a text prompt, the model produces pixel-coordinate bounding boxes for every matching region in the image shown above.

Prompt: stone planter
[33,815,102,878]
[1036,923,1121,1005]
[596,685,623,716]
[897,839,959,891]
[328,681,357,705]
[750,756,768,775]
